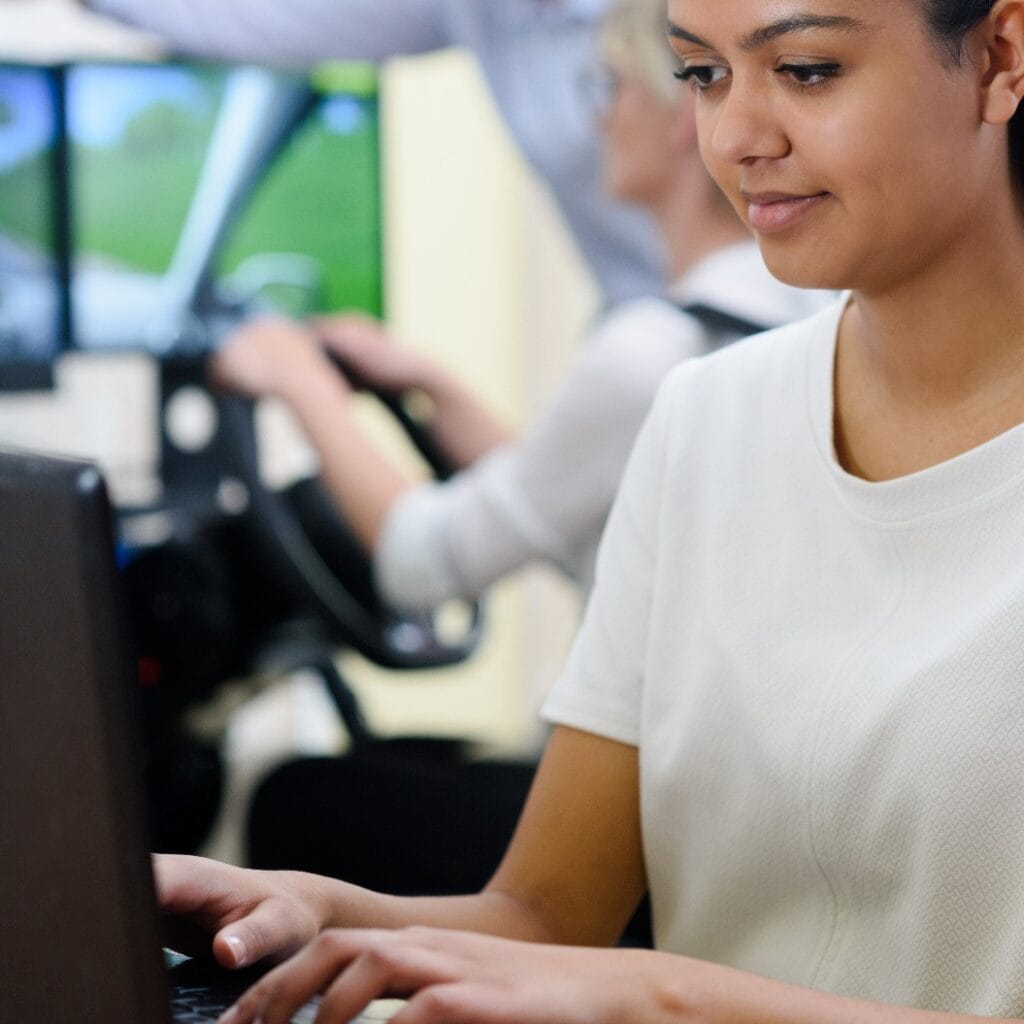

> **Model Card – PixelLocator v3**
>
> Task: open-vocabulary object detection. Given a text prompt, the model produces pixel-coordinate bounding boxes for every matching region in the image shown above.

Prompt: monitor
[0,64,64,390]
[67,59,383,357]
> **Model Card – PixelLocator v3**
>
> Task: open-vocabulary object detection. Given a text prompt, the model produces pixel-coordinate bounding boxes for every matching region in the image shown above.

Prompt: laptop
[0,446,397,1022]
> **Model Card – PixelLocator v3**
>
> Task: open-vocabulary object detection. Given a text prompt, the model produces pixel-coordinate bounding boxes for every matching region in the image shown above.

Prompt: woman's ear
[980,0,1024,125]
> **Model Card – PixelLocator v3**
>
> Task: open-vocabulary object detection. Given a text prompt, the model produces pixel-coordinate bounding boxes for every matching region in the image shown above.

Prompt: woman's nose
[706,78,790,166]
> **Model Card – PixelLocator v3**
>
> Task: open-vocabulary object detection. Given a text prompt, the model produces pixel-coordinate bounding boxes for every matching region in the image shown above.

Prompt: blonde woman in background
[218,0,825,905]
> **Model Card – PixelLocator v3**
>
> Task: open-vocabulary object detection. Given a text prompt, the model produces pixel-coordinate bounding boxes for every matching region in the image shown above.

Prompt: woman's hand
[311,313,438,395]
[155,854,336,971]
[216,923,979,1024]
[217,926,672,1024]
[210,315,344,403]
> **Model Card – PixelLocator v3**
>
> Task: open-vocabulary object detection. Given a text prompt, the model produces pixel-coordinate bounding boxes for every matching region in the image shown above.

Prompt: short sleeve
[541,375,675,747]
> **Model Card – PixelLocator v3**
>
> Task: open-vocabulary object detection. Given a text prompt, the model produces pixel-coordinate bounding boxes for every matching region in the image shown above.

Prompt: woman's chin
[757,244,849,293]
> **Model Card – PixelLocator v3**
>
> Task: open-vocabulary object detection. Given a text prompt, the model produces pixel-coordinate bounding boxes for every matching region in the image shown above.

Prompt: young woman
[157,0,1024,1021]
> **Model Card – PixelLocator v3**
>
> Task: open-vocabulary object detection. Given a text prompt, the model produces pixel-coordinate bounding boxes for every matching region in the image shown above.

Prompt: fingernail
[224,934,248,967]
[216,1006,238,1024]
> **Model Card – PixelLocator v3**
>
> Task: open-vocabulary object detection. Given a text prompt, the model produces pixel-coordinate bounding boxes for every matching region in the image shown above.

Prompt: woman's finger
[386,982,493,1024]
[218,931,353,1024]
[219,928,432,1024]
[211,897,312,970]
[314,940,460,1023]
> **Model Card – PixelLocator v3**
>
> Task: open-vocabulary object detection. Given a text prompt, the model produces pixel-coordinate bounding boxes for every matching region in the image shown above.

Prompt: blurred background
[0,0,600,862]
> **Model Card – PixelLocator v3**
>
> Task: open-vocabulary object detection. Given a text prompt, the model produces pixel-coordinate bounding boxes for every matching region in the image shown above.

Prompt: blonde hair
[599,0,678,105]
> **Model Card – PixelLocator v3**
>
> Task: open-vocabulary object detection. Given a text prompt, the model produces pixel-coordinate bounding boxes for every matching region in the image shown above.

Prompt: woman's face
[600,70,688,206]
[667,0,1002,292]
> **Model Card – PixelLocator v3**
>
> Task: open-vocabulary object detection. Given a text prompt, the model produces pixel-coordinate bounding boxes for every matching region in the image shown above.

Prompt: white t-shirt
[543,297,1024,1016]
[84,0,663,303]
[376,243,831,611]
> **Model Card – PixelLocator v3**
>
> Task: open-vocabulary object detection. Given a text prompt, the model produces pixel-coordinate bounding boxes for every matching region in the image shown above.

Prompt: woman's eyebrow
[668,14,869,51]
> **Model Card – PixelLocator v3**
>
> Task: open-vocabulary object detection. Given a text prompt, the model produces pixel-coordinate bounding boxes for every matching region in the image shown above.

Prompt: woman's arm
[208,315,428,555]
[156,727,646,968]
[209,314,513,552]
[209,315,411,551]
[219,930,1023,1024]
[369,301,698,607]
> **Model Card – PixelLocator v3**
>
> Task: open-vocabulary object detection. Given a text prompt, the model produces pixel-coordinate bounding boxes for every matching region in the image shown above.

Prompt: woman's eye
[777,63,841,86]
[674,65,728,91]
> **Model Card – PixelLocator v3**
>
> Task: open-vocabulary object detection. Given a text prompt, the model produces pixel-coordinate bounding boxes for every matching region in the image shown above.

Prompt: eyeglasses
[577,62,622,118]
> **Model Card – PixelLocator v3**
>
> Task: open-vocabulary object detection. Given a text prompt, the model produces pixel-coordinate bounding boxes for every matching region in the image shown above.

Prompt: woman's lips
[744,191,831,234]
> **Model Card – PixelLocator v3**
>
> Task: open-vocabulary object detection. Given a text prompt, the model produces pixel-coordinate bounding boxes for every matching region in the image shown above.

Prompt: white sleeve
[85,0,452,64]
[373,480,462,612]
[374,300,701,612]
[540,372,677,747]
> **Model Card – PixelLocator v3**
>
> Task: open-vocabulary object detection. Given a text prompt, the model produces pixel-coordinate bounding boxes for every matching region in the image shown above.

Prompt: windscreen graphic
[68,61,382,357]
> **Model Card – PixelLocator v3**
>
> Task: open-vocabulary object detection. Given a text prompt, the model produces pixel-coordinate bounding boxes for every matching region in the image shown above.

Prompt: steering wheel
[213,361,484,671]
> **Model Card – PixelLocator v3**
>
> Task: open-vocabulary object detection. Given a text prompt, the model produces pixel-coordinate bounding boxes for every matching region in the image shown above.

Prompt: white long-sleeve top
[376,243,833,611]
[84,0,664,304]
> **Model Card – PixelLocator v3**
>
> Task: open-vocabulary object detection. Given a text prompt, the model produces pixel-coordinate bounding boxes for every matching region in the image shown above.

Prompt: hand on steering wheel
[209,321,481,670]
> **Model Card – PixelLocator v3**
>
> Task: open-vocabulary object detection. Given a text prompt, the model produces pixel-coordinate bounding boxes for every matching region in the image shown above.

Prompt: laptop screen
[0,448,172,1021]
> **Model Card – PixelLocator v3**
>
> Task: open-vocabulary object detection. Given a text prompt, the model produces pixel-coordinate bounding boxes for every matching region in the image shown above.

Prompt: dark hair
[920,0,1024,183]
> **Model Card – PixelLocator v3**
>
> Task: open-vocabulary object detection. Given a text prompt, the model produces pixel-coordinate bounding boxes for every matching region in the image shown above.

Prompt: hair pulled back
[920,0,1024,182]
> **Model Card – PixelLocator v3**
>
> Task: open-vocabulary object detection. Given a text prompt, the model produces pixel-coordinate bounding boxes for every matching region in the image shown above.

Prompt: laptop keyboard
[170,979,320,1022]
[167,956,400,1023]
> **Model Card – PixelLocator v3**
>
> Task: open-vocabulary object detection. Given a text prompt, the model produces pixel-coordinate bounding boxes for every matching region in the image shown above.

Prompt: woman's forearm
[317,878,560,945]
[282,368,410,552]
[214,903,1023,1024]
[415,364,517,468]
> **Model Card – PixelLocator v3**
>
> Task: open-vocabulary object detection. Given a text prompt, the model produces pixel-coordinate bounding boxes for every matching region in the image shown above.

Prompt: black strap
[679,302,770,339]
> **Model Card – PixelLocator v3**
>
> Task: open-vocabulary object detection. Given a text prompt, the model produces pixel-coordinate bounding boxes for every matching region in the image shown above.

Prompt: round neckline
[804,297,1024,527]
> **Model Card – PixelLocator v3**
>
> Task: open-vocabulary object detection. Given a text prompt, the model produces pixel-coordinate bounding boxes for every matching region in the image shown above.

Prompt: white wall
[0,2,594,765]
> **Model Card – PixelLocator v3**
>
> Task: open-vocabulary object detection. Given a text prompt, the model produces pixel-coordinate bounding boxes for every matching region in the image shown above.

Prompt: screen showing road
[68,61,382,357]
